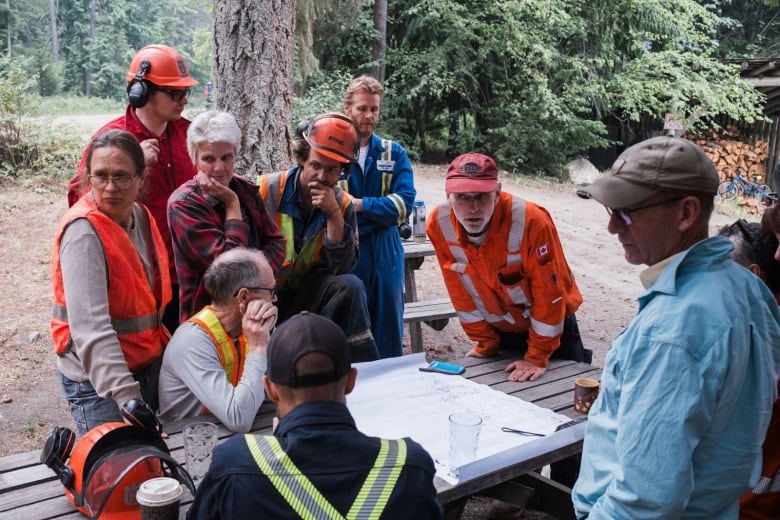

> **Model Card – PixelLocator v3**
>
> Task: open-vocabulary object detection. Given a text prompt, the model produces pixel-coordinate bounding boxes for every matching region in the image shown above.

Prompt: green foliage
[0,59,82,180]
[292,71,353,123]
[308,0,768,176]
[37,95,124,115]
[52,0,212,100]
[715,0,780,58]
[36,55,63,97]
[607,51,768,129]
[0,0,774,180]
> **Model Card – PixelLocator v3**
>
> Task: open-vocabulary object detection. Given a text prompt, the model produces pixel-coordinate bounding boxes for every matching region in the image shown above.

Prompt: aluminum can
[412,201,426,243]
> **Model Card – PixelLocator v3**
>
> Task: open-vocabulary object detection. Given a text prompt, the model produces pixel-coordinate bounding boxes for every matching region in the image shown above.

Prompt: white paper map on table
[347,353,574,484]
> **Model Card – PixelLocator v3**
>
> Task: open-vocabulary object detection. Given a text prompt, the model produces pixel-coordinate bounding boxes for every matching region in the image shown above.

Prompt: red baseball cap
[445,152,499,193]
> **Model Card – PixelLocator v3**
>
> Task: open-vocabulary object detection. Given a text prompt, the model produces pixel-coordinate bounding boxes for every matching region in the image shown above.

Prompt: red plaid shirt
[167,175,286,322]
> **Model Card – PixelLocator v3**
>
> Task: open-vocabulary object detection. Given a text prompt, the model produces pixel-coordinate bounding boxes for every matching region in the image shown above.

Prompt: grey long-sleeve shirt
[157,321,267,433]
[56,204,155,406]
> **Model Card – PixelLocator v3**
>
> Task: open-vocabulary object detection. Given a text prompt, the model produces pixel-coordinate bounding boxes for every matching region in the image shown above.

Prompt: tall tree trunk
[213,0,296,176]
[5,0,10,56]
[85,0,96,96]
[372,0,387,84]
[49,0,59,62]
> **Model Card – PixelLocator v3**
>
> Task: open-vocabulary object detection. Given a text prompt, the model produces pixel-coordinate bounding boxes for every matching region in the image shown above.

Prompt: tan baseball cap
[577,136,719,208]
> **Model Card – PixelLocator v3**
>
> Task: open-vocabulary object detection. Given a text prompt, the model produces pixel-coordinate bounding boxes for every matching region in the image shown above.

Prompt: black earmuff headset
[127,60,152,109]
[40,426,76,488]
[40,399,162,490]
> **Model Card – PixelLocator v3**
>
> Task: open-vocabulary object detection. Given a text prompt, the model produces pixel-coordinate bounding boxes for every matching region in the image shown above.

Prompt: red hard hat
[125,45,198,88]
[303,113,360,164]
[58,422,193,520]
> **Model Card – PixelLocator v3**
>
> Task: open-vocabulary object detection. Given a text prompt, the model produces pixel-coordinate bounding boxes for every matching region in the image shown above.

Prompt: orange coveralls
[427,192,582,367]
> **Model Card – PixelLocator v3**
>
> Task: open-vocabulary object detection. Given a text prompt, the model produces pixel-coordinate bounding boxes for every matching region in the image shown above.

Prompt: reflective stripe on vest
[436,201,529,325]
[380,139,406,225]
[245,435,407,520]
[437,201,565,338]
[50,196,170,370]
[52,305,160,336]
[188,306,247,385]
[751,469,780,494]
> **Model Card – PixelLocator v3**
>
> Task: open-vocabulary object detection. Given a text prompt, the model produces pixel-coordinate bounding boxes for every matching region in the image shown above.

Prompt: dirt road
[0,116,738,456]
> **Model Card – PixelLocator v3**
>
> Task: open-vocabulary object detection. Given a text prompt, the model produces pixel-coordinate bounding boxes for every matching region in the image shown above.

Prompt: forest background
[0,0,779,184]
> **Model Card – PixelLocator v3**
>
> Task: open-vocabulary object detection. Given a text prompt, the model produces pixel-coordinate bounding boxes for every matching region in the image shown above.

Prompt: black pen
[500,426,545,437]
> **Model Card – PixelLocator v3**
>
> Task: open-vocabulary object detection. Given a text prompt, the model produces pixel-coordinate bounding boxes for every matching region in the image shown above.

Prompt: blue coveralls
[344,135,416,358]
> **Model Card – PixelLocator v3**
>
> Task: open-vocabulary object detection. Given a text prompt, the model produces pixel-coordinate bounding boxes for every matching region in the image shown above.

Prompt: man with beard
[341,76,416,358]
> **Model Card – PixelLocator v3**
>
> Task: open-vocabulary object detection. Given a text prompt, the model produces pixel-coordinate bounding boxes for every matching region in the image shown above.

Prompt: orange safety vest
[188,306,248,385]
[427,192,582,365]
[258,170,351,291]
[51,196,171,371]
[188,306,248,415]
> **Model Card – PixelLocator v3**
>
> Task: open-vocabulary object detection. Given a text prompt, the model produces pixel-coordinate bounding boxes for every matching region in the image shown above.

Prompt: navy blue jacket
[187,400,443,519]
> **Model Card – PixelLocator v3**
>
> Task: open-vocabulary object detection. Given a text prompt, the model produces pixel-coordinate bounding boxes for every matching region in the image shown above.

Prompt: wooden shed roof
[723,58,780,116]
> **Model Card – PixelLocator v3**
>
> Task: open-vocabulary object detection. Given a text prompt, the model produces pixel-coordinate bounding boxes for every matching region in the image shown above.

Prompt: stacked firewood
[685,125,770,182]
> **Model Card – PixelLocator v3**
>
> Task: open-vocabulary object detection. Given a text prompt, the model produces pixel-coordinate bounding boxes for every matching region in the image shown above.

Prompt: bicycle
[717,167,772,203]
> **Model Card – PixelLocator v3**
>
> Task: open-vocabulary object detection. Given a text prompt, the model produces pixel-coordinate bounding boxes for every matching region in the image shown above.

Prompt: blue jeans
[58,357,162,435]
[58,372,123,435]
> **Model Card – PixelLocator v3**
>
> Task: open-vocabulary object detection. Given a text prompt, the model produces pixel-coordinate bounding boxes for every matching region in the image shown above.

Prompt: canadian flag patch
[537,244,549,257]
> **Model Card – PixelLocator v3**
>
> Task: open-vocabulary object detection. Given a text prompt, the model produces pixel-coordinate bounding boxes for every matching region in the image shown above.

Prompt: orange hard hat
[125,45,198,88]
[43,422,194,520]
[303,113,360,164]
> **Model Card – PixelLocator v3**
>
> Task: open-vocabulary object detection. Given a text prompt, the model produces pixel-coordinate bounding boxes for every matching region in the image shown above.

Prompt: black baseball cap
[266,312,351,387]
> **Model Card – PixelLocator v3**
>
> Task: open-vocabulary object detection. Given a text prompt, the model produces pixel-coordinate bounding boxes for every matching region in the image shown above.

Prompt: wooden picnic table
[0,353,599,520]
[402,239,456,352]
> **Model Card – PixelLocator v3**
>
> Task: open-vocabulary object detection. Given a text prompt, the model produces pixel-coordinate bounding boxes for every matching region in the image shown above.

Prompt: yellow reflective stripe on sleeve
[246,435,344,520]
[381,172,392,198]
[348,438,406,520]
[387,193,405,224]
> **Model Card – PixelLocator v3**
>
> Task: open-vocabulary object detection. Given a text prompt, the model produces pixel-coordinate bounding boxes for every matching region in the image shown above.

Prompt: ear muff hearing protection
[42,419,196,519]
[41,426,76,488]
[121,398,163,435]
[127,60,152,108]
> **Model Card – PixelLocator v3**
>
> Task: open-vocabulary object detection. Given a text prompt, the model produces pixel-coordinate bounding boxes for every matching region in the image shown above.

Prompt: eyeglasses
[233,286,277,299]
[604,196,686,225]
[156,87,191,102]
[88,174,136,189]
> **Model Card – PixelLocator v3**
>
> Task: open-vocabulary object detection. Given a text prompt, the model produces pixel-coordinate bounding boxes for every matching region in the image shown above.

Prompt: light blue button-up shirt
[573,236,780,519]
